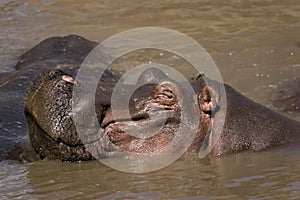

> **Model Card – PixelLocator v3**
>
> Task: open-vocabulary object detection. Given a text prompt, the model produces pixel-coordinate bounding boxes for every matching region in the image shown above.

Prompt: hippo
[0,35,299,162]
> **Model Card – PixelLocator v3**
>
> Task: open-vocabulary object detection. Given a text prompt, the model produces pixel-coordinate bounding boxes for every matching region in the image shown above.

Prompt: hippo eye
[152,82,180,106]
[158,89,174,99]
[156,89,177,107]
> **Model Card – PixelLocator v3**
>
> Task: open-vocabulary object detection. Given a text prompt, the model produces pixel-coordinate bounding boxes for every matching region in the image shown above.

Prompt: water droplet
[269,84,277,89]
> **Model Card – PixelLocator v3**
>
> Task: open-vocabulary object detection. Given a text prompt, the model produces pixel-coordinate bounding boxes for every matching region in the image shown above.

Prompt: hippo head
[25,68,219,161]
[25,70,93,161]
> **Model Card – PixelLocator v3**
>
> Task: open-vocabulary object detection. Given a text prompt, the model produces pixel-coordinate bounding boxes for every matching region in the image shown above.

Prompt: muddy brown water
[0,0,300,199]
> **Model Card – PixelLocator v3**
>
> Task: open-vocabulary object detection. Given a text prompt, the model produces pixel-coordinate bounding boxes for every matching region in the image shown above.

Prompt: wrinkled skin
[1,35,300,162]
[0,35,110,161]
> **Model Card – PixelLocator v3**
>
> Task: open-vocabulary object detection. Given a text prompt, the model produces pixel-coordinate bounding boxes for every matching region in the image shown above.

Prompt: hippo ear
[198,84,225,158]
[137,67,169,84]
[198,85,220,115]
[61,75,78,86]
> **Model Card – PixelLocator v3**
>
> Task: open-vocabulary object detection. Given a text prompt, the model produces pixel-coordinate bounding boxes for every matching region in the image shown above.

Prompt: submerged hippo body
[1,35,299,162]
[211,84,299,155]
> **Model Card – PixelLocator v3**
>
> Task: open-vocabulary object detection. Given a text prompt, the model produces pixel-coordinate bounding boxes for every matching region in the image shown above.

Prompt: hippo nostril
[164,91,174,99]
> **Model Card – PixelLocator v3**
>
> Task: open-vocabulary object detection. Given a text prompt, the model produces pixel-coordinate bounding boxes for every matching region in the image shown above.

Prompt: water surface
[0,0,299,199]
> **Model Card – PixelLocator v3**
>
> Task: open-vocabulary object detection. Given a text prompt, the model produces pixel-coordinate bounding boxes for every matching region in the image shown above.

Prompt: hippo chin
[1,35,300,162]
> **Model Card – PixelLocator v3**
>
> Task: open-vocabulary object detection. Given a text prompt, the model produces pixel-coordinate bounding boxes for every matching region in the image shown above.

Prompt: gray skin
[1,35,300,162]
[211,83,299,155]
[0,35,115,161]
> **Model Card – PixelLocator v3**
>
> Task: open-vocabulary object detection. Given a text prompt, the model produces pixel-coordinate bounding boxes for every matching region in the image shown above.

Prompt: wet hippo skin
[0,35,98,161]
[0,35,299,162]
[210,83,300,155]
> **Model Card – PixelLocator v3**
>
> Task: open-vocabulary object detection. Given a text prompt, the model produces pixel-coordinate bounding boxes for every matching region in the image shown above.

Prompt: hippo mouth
[98,109,179,155]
